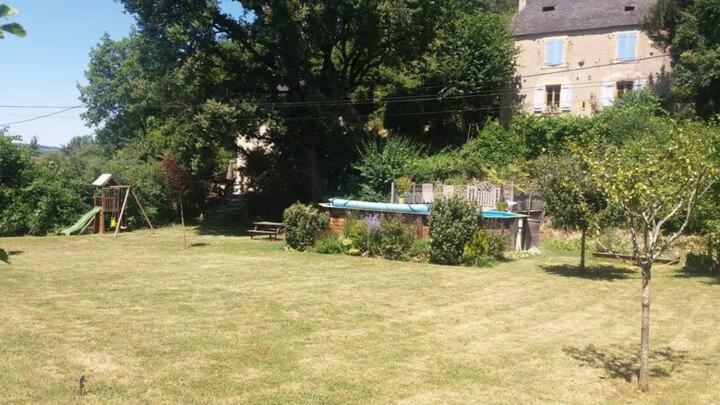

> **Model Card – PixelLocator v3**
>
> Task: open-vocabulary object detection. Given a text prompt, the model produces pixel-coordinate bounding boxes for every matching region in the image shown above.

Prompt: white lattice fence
[392,181,512,208]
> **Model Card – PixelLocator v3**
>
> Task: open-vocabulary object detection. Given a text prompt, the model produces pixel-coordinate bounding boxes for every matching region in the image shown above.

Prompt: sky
[0,1,134,146]
[0,0,245,147]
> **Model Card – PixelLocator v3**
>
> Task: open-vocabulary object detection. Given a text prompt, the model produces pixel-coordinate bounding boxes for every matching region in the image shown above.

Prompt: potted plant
[395,176,412,204]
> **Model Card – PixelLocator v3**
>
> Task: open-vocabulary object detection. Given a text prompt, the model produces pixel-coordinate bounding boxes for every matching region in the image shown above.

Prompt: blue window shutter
[545,40,554,65]
[617,32,637,61]
[557,40,564,64]
[617,34,626,60]
[546,39,563,66]
[628,32,637,60]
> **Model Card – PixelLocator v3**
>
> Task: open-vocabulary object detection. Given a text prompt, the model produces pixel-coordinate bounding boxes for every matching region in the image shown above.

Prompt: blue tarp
[329,198,430,215]
[328,198,521,219]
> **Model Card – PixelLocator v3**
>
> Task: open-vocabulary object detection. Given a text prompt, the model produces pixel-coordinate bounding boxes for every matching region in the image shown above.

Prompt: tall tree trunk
[580,228,586,271]
[305,145,322,201]
[638,263,652,391]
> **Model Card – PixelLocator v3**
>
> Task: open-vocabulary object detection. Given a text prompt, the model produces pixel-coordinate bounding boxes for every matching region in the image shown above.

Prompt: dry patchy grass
[1,227,719,403]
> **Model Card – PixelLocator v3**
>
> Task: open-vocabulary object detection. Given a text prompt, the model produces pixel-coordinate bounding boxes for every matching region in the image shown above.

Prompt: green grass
[1,227,719,403]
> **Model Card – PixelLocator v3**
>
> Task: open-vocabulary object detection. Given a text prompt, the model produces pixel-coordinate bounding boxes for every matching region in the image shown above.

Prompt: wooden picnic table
[248,221,285,240]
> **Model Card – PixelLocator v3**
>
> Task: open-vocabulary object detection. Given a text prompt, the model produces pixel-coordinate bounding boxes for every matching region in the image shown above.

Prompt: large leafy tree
[0,3,26,39]
[84,0,446,202]
[381,11,517,148]
[81,0,517,206]
[0,3,25,261]
[0,131,31,262]
[644,0,720,117]
[576,96,720,391]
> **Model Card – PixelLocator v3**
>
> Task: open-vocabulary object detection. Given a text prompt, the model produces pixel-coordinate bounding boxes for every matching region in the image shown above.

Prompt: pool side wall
[322,206,540,250]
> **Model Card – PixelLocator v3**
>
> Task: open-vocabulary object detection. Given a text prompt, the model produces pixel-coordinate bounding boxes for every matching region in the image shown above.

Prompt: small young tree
[161,155,192,248]
[28,135,40,157]
[0,248,8,264]
[577,119,720,391]
[534,152,606,270]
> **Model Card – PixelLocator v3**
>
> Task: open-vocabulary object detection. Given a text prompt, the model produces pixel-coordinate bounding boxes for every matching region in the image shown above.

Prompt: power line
[0,54,671,112]
[240,96,610,122]
[0,113,81,118]
[0,105,86,109]
[0,54,673,126]
[0,106,85,127]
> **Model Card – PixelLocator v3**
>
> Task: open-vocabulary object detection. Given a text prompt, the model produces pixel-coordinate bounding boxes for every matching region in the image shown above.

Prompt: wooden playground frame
[92,174,154,236]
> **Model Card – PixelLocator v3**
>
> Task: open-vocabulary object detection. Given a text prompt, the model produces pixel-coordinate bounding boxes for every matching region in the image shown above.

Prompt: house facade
[511,0,670,116]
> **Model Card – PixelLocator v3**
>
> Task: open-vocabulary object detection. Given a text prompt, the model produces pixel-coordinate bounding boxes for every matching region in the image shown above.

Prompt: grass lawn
[1,227,719,403]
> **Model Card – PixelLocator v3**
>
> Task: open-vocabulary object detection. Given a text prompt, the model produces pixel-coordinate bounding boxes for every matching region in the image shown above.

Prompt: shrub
[344,218,370,254]
[409,238,430,262]
[462,120,526,170]
[394,176,412,197]
[684,251,717,276]
[594,228,632,254]
[548,238,583,251]
[428,195,479,265]
[378,218,415,261]
[511,113,594,158]
[354,137,422,202]
[462,230,509,267]
[486,231,510,258]
[283,203,330,251]
[340,237,362,256]
[463,230,490,266]
[313,233,342,254]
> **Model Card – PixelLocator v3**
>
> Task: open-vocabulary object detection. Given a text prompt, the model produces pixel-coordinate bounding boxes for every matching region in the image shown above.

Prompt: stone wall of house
[513,27,671,116]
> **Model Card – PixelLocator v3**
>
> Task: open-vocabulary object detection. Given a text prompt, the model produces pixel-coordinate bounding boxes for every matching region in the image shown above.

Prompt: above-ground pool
[321,199,535,251]
[481,210,522,219]
[325,198,524,218]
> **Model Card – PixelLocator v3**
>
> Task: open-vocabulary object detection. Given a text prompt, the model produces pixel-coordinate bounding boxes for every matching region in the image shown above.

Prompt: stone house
[510,0,670,116]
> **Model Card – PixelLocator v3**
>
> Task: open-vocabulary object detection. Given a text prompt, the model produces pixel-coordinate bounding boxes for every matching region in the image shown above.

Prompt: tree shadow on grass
[673,271,720,285]
[563,344,693,382]
[8,251,23,256]
[196,222,251,237]
[674,259,720,285]
[541,264,636,281]
[189,242,210,248]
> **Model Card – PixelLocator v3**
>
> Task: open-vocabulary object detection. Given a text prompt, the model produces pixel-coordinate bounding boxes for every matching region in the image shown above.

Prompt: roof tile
[512,0,656,37]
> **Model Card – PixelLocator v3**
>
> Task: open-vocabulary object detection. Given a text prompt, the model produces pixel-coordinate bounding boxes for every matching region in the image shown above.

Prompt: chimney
[519,0,527,11]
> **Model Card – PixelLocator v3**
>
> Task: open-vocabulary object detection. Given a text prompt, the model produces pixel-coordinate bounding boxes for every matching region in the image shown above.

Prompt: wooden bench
[248,221,285,240]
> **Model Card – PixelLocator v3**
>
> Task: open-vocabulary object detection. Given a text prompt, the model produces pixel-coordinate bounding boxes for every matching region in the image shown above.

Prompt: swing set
[92,174,154,236]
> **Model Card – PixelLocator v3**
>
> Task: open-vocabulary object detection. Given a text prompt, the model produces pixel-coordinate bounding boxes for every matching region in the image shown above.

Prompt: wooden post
[131,188,154,231]
[515,218,524,251]
[180,198,187,249]
[98,188,106,234]
[114,187,130,237]
[528,191,533,213]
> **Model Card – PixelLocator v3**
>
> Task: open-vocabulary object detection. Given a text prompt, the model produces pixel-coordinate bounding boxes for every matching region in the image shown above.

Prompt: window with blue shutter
[545,39,564,66]
[617,32,638,61]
